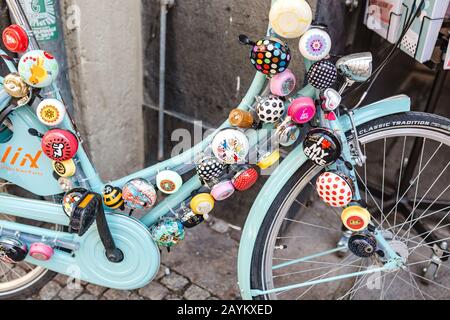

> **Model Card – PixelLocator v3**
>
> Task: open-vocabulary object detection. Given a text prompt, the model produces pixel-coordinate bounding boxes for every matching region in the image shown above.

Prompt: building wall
[61,0,144,181]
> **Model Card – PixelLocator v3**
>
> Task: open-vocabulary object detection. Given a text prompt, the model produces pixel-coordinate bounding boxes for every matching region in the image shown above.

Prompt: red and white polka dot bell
[316,171,354,207]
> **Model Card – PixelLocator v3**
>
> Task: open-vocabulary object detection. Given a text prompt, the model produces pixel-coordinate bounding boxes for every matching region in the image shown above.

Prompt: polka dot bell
[196,156,225,182]
[257,95,285,124]
[241,35,291,77]
[307,59,338,90]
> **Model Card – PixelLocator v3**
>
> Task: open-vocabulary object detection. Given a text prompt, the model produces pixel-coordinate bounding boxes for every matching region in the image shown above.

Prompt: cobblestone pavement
[29,218,242,300]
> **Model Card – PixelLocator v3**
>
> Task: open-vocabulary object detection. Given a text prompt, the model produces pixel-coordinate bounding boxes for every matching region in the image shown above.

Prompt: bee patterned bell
[103,185,125,210]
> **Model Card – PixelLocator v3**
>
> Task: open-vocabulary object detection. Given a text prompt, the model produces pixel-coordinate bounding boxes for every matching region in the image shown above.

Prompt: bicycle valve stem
[228,109,255,128]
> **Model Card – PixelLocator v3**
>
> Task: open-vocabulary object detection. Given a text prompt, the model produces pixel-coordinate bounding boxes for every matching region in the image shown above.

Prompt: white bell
[211,129,249,165]
[36,99,66,126]
[299,27,332,61]
[156,170,183,194]
[269,0,313,39]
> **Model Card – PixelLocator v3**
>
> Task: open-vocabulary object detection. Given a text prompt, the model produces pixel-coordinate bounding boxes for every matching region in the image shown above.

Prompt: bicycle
[1,0,449,300]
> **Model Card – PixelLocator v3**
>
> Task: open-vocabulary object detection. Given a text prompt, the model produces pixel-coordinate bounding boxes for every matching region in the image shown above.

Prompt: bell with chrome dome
[179,208,204,228]
[0,237,28,264]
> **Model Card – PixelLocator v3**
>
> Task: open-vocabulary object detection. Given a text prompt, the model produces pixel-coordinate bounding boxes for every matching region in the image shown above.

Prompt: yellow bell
[269,0,313,39]
[190,193,215,215]
[341,206,371,232]
[52,159,76,178]
[103,185,124,210]
[3,73,29,98]
[257,150,281,170]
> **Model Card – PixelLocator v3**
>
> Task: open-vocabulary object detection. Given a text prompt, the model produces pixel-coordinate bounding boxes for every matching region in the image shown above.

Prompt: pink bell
[287,97,316,124]
[29,243,54,261]
[210,180,235,201]
[270,69,296,97]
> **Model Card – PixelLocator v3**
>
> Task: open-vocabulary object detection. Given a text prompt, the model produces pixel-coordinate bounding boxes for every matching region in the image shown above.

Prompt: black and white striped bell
[307,60,338,90]
[196,156,225,182]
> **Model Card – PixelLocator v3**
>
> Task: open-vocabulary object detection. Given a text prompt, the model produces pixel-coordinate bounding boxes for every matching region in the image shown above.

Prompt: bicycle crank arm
[95,204,124,263]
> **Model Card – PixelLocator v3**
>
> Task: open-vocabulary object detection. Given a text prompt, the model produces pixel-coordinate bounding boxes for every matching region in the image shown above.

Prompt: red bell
[41,129,78,161]
[2,25,29,53]
[232,167,259,191]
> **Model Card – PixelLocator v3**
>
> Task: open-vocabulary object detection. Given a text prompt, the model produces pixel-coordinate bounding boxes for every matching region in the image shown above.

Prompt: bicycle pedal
[63,189,102,236]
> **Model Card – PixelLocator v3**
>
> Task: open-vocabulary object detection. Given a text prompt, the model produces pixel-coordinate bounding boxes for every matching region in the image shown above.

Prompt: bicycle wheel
[0,185,59,300]
[250,111,450,300]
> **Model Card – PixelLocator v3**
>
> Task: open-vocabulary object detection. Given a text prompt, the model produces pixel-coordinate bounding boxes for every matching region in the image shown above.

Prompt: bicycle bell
[122,178,157,210]
[316,171,354,207]
[307,59,338,90]
[2,24,29,53]
[0,237,28,264]
[341,205,371,232]
[287,96,316,124]
[299,26,332,61]
[269,0,312,38]
[270,68,296,97]
[348,233,377,258]
[102,185,125,210]
[196,156,225,182]
[52,159,76,178]
[36,99,67,127]
[239,35,291,77]
[232,166,259,191]
[18,50,59,88]
[41,129,79,161]
[29,243,54,261]
[179,208,204,228]
[156,170,183,194]
[256,95,286,124]
[210,179,235,201]
[149,218,185,248]
[190,193,215,216]
[211,129,249,165]
[303,128,342,166]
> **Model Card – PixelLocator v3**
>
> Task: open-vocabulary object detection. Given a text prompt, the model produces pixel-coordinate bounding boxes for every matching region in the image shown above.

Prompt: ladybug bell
[41,129,78,161]
[239,35,291,77]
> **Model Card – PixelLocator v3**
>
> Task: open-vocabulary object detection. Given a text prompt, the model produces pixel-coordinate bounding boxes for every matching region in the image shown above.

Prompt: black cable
[342,0,426,100]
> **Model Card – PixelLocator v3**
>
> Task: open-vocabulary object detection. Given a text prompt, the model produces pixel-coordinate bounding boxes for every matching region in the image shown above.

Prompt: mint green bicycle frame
[0,0,411,295]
